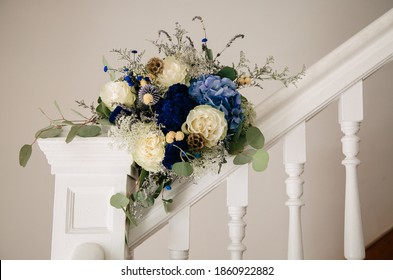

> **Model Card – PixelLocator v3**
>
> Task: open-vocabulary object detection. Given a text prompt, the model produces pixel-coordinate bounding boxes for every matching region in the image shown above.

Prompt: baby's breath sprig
[235,52,306,89]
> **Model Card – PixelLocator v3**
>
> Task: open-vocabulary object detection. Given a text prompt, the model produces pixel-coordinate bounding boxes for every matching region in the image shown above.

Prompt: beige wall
[1,0,392,259]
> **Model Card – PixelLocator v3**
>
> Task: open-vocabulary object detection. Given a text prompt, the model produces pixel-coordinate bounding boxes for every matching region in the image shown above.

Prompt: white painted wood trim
[227,165,248,260]
[38,135,132,260]
[168,206,190,260]
[255,8,393,150]
[339,81,365,260]
[283,122,306,260]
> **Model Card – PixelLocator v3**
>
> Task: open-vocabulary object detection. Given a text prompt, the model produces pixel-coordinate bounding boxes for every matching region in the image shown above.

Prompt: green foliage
[163,198,173,213]
[172,162,193,177]
[217,66,238,81]
[252,149,269,172]
[66,125,81,143]
[36,127,63,138]
[232,125,269,172]
[228,122,246,155]
[76,125,101,137]
[96,102,111,119]
[246,126,265,149]
[110,193,130,209]
[205,48,213,61]
[19,144,32,167]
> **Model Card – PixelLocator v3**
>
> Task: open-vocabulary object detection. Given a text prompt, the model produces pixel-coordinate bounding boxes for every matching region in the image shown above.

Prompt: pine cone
[146,57,164,75]
[187,133,205,151]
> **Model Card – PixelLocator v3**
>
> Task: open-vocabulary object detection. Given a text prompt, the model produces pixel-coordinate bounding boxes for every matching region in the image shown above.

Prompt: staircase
[38,8,393,260]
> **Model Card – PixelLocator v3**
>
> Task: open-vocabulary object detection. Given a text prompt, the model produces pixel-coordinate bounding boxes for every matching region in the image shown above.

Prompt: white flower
[132,123,165,172]
[157,56,188,88]
[182,105,228,148]
[99,81,136,111]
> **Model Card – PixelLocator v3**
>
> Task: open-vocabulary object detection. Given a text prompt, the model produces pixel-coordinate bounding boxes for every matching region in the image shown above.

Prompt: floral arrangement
[19,17,304,224]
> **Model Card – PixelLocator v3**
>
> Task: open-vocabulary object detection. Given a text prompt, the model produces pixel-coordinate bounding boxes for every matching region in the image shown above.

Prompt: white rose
[182,105,228,148]
[132,124,165,172]
[157,56,188,88]
[99,81,136,111]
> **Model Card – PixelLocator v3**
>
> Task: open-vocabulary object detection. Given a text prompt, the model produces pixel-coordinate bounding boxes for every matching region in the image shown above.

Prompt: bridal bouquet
[20,17,304,224]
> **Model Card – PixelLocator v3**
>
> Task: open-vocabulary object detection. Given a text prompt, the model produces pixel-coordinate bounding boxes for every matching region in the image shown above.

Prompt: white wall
[1,0,392,259]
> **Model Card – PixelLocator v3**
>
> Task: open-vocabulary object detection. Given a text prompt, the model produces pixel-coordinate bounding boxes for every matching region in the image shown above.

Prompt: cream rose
[99,81,136,111]
[182,105,228,148]
[157,56,188,88]
[132,124,165,172]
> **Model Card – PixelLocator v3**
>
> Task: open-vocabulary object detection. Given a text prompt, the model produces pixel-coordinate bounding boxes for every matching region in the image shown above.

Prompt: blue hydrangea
[155,84,197,134]
[189,75,243,135]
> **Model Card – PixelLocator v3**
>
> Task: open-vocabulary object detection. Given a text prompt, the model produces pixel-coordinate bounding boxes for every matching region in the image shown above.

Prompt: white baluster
[227,164,248,260]
[168,206,190,260]
[283,122,306,260]
[339,81,365,260]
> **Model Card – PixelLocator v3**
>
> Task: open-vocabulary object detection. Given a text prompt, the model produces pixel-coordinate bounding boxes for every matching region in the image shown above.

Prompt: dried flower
[187,133,205,151]
[146,57,164,75]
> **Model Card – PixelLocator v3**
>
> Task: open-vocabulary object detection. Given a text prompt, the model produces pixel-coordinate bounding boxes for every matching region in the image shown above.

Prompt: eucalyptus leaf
[252,149,269,172]
[130,192,138,202]
[97,119,111,125]
[34,126,54,138]
[96,102,111,119]
[233,151,253,165]
[217,66,238,81]
[54,100,63,116]
[71,109,88,119]
[37,127,63,138]
[137,191,146,202]
[110,193,130,209]
[125,210,137,225]
[19,144,32,167]
[246,126,265,149]
[66,125,81,143]
[228,134,247,155]
[76,125,101,137]
[163,199,173,213]
[138,168,149,188]
[205,48,213,61]
[172,162,193,177]
[145,196,155,207]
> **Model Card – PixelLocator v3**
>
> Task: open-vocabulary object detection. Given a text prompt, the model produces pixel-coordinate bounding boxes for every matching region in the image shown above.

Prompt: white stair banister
[168,206,190,260]
[227,165,248,260]
[38,135,132,260]
[339,81,365,260]
[283,122,306,260]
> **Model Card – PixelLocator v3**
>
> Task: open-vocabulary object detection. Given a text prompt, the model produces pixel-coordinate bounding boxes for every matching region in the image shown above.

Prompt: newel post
[38,135,133,260]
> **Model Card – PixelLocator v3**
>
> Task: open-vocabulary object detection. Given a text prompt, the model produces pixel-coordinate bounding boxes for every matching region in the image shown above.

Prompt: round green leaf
[110,193,130,209]
[19,144,32,167]
[77,125,101,137]
[37,127,63,138]
[66,125,81,143]
[252,149,269,172]
[217,66,238,81]
[172,162,193,177]
[246,126,265,149]
[233,151,253,165]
